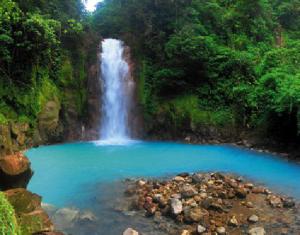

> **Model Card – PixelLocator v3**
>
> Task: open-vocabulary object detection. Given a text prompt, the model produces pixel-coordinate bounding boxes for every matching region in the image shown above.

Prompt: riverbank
[120,172,300,235]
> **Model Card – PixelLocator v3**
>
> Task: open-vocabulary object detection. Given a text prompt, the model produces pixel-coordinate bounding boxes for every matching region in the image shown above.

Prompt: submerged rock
[52,207,80,229]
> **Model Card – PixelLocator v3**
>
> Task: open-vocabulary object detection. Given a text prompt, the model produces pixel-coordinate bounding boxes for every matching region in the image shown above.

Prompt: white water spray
[98,39,135,144]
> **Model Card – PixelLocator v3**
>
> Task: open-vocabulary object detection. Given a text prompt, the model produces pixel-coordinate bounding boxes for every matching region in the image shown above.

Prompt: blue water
[26,141,300,207]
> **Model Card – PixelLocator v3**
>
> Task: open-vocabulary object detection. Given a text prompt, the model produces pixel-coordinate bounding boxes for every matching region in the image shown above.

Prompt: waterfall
[98,39,135,144]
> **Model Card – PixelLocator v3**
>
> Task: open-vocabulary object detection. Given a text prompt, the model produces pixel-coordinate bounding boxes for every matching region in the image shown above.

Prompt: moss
[159,95,235,129]
[0,192,20,235]
[0,113,8,125]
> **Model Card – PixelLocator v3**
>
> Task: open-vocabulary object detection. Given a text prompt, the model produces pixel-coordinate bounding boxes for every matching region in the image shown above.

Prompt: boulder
[0,152,32,190]
[5,188,53,234]
[0,152,30,175]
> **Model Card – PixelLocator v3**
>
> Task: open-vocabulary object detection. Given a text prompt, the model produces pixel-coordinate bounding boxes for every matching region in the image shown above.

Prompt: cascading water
[98,39,135,144]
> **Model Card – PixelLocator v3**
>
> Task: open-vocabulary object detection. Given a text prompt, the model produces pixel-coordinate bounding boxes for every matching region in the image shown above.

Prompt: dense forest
[1,0,300,153]
[93,0,300,143]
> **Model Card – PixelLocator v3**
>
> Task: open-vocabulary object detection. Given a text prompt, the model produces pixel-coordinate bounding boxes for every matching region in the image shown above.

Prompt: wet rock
[52,207,80,229]
[248,215,259,223]
[170,198,183,215]
[137,180,146,187]
[123,228,139,235]
[216,226,226,234]
[197,225,206,234]
[78,211,97,223]
[184,207,208,223]
[248,227,266,235]
[181,184,198,198]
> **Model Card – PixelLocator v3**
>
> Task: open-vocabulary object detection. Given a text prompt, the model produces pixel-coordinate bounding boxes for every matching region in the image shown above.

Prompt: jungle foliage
[93,0,300,140]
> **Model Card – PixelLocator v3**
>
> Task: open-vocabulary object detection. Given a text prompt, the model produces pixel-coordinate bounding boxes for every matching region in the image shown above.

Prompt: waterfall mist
[98,39,135,145]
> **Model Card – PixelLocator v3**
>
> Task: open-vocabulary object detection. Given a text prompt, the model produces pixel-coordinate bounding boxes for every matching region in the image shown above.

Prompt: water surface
[27,141,300,207]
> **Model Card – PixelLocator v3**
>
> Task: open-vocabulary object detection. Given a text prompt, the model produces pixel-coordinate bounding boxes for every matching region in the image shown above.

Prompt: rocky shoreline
[120,172,300,235]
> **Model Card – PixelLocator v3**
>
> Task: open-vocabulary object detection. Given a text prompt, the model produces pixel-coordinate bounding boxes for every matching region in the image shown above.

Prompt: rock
[248,227,266,235]
[192,173,204,183]
[181,184,198,198]
[174,176,186,182]
[235,187,247,199]
[252,187,265,194]
[181,230,190,235]
[170,198,183,215]
[5,188,53,234]
[144,202,157,216]
[52,207,80,229]
[197,225,206,234]
[137,180,146,187]
[246,201,254,208]
[282,198,295,208]
[123,228,139,235]
[78,210,97,223]
[38,100,63,143]
[229,216,238,227]
[216,226,226,234]
[0,152,32,190]
[42,203,57,216]
[184,207,208,223]
[268,195,282,208]
[248,215,259,223]
[0,152,30,176]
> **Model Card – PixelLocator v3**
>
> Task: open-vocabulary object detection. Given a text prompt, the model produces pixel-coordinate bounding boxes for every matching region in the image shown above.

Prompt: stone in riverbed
[282,198,295,208]
[174,176,185,182]
[181,184,198,198]
[248,227,266,235]
[229,216,238,227]
[123,228,139,235]
[268,195,282,208]
[216,226,226,234]
[170,198,183,215]
[192,173,204,183]
[197,225,206,234]
[248,215,259,223]
[184,207,208,223]
[235,187,247,199]
[181,230,190,235]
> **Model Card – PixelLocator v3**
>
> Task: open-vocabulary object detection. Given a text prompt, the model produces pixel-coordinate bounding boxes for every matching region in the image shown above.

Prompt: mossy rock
[5,189,53,234]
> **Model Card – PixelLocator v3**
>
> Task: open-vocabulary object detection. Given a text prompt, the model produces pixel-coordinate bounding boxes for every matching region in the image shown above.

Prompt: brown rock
[184,207,208,223]
[0,152,30,176]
